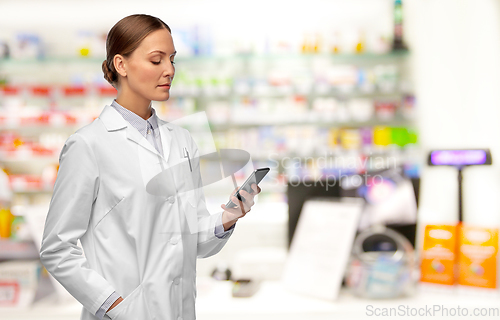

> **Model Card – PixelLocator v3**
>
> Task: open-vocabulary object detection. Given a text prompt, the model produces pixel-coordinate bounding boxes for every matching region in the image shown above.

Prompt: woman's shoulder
[68,118,107,147]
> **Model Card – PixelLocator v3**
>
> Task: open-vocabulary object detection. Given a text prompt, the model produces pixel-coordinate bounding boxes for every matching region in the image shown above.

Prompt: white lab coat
[40,104,233,320]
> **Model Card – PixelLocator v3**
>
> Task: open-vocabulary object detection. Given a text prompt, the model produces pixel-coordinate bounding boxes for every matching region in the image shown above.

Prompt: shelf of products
[0,51,419,255]
[0,52,410,67]
[0,51,418,177]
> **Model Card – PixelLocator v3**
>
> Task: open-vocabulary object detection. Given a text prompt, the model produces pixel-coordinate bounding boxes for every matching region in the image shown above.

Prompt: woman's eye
[152,61,161,65]
[170,60,175,65]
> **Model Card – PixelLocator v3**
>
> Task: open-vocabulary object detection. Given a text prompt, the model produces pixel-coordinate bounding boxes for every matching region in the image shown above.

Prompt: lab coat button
[170,236,180,245]
[167,196,175,204]
[173,277,180,285]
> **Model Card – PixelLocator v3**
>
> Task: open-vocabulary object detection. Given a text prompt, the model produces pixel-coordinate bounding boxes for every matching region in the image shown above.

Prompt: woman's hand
[220,183,261,231]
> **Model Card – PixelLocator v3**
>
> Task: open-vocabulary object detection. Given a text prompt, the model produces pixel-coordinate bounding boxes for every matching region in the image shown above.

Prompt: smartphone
[225,167,270,209]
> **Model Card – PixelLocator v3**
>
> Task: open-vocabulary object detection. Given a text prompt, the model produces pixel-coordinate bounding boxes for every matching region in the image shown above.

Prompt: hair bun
[102,60,116,86]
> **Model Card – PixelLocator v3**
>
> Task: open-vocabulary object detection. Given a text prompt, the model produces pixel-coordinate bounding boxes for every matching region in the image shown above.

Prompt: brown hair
[102,14,171,88]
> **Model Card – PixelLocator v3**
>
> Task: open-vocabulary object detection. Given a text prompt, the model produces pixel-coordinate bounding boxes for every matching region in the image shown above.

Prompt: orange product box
[458,224,498,289]
[420,224,457,285]
[1,85,20,96]
[63,85,86,96]
[30,85,52,97]
[98,85,117,96]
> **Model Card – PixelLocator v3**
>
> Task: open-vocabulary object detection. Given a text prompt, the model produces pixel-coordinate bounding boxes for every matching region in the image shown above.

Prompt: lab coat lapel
[125,126,161,157]
[99,104,168,160]
[157,118,174,165]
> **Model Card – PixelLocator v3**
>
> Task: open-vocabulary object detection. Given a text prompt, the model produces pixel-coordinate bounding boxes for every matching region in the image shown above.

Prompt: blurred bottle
[301,34,309,54]
[0,167,13,238]
[10,215,29,240]
[0,205,14,238]
[331,31,341,54]
[192,25,200,56]
[313,33,321,53]
[0,40,10,58]
[76,30,92,57]
[392,0,408,51]
[355,30,365,54]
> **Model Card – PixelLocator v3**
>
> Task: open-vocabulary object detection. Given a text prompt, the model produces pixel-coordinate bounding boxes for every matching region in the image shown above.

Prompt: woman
[40,14,260,320]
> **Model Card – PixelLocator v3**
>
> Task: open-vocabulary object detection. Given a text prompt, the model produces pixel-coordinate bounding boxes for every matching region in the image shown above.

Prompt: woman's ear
[113,54,127,78]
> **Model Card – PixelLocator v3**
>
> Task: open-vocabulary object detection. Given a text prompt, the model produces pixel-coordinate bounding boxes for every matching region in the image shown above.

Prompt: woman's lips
[158,84,170,88]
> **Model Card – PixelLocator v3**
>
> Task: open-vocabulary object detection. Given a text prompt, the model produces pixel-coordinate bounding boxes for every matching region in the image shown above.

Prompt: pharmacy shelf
[1,88,408,101]
[0,239,39,260]
[0,113,413,129]
[209,118,415,130]
[0,120,414,134]
[0,50,418,205]
[0,51,410,66]
[169,89,408,98]
[9,188,54,194]
[0,155,58,163]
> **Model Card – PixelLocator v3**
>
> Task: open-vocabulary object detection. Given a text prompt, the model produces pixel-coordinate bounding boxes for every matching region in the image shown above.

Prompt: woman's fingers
[229,195,252,214]
[226,196,247,216]
[251,184,261,194]
[238,190,255,207]
[223,184,262,217]
[232,195,241,205]
[231,196,246,213]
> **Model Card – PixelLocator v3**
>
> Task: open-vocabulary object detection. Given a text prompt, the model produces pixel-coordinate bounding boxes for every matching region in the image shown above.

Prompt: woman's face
[116,28,176,101]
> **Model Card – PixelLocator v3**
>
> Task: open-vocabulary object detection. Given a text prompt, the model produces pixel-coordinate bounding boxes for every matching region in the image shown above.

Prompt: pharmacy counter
[1,277,499,320]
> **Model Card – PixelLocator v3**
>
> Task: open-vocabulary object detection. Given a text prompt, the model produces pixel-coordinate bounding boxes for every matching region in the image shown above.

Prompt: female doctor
[39,14,260,320]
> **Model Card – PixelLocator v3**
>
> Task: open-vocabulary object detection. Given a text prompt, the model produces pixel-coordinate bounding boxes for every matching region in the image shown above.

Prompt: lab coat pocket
[105,283,152,320]
[94,196,125,230]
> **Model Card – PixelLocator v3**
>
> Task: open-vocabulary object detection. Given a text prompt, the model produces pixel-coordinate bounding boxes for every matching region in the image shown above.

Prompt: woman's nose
[165,63,174,76]
[164,70,174,81]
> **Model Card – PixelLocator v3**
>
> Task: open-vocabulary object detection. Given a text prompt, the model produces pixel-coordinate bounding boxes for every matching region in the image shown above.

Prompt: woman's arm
[39,133,116,316]
[185,134,236,258]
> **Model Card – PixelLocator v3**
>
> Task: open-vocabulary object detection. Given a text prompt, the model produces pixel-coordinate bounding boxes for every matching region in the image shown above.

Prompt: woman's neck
[115,92,152,120]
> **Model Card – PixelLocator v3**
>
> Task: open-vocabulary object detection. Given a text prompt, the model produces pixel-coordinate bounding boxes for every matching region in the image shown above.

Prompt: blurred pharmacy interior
[1,0,500,319]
